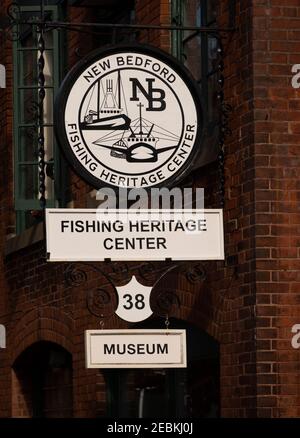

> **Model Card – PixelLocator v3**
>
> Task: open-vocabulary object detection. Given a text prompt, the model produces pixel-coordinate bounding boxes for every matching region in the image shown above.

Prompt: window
[172,0,220,167]
[13,4,66,233]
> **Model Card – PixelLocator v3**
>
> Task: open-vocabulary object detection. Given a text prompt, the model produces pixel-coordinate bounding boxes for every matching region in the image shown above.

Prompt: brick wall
[135,0,170,50]
[253,0,300,417]
[215,0,300,418]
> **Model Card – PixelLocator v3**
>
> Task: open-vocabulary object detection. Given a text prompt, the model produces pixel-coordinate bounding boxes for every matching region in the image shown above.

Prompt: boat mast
[97,79,101,118]
[118,70,121,108]
[138,103,143,135]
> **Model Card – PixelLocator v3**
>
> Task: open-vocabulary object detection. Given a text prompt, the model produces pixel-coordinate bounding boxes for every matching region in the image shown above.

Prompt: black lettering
[99,59,111,71]
[147,238,156,249]
[130,78,166,111]
[174,222,185,232]
[157,344,168,354]
[137,344,145,354]
[127,344,136,354]
[177,149,188,160]
[70,135,80,143]
[160,67,169,78]
[116,56,125,66]
[146,344,155,355]
[100,169,110,180]
[186,124,195,132]
[167,73,176,83]
[199,219,207,231]
[103,238,113,250]
[104,344,115,355]
[91,65,100,76]
[126,55,133,65]
[72,143,84,153]
[83,71,94,83]
[61,221,69,232]
[185,132,194,141]
[115,238,124,250]
[75,220,85,232]
[116,344,126,355]
[89,162,98,171]
[157,237,167,249]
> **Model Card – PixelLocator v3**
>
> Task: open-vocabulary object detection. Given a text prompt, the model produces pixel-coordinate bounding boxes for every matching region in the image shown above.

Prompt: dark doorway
[104,319,220,418]
[12,341,73,418]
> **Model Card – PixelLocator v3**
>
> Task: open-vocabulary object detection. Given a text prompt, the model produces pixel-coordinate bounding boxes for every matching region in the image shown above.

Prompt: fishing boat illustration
[92,103,180,163]
[80,71,131,131]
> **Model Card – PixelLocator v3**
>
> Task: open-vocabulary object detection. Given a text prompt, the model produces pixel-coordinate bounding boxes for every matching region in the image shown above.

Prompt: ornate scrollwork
[64,264,88,287]
[86,288,116,318]
[152,290,181,317]
[110,262,129,281]
[7,2,20,21]
[185,263,206,284]
[5,3,21,41]
[138,262,157,283]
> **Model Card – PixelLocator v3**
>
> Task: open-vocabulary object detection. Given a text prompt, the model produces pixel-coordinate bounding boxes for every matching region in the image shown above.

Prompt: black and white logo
[55,45,203,189]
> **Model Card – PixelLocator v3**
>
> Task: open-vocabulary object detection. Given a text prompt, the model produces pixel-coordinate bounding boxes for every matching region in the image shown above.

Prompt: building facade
[0,0,300,418]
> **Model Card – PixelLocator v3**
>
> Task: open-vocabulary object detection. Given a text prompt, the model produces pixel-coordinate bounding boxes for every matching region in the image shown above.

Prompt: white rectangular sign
[46,208,224,261]
[85,329,187,368]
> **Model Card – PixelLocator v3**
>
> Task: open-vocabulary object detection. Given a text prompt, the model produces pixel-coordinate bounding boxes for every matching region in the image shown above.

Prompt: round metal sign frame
[55,43,204,189]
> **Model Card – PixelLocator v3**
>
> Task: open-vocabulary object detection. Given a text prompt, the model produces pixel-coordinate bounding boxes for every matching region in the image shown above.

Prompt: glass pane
[18,126,54,163]
[184,0,202,27]
[207,0,218,24]
[18,11,54,49]
[20,49,53,87]
[44,50,54,87]
[19,88,54,124]
[44,126,54,163]
[45,171,54,201]
[19,23,38,48]
[183,37,202,82]
[207,73,219,122]
[18,126,38,162]
[18,164,54,202]
[44,88,54,124]
[18,164,39,200]
[208,36,218,73]
[182,0,202,82]
[20,50,38,86]
[19,88,38,124]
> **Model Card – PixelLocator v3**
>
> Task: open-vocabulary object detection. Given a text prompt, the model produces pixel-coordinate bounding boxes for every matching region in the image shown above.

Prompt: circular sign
[55,44,203,189]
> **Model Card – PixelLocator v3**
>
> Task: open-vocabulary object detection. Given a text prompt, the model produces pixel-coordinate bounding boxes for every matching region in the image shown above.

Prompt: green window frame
[171,0,220,142]
[13,4,66,233]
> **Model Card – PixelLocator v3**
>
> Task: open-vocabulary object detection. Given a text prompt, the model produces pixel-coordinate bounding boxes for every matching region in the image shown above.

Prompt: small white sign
[115,276,153,323]
[46,209,224,261]
[85,329,187,368]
